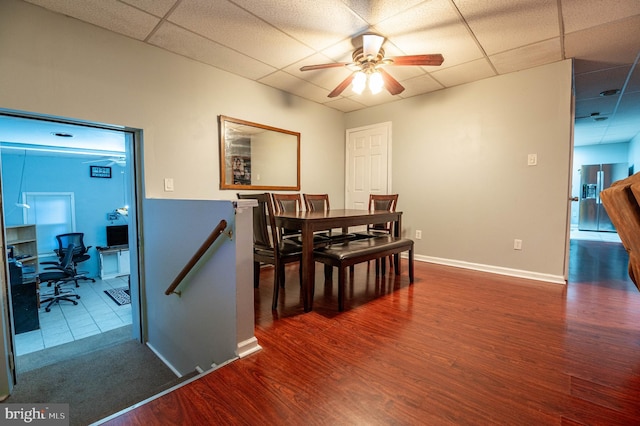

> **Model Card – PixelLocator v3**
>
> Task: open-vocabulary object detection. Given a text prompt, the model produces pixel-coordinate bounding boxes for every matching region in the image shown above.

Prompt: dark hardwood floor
[104,240,640,425]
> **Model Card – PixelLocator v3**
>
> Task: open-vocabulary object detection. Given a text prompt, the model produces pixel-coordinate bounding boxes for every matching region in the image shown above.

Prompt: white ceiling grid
[13,0,640,146]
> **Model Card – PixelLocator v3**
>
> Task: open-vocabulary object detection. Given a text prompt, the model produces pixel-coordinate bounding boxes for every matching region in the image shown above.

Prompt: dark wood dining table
[274,209,403,312]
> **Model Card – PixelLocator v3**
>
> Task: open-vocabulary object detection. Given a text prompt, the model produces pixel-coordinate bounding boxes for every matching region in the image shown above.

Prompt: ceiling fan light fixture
[369,71,384,94]
[352,71,366,94]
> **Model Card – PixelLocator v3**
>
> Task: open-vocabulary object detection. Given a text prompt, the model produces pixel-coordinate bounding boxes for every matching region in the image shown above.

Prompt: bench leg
[409,248,414,283]
[338,267,346,311]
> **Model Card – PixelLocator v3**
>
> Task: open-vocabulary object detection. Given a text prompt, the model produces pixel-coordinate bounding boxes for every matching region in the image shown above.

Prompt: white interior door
[345,122,392,209]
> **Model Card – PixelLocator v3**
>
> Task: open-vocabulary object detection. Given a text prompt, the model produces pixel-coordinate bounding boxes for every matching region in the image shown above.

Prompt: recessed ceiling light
[599,89,620,97]
[51,132,74,138]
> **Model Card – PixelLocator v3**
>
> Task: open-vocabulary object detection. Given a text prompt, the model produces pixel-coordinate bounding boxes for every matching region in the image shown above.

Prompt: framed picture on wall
[90,165,112,178]
[232,156,251,185]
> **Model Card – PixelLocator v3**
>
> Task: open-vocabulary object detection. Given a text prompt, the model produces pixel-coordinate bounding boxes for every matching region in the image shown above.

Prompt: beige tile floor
[13,275,132,356]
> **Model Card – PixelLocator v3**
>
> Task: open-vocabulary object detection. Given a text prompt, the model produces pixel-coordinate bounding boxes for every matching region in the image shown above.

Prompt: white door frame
[345,121,393,209]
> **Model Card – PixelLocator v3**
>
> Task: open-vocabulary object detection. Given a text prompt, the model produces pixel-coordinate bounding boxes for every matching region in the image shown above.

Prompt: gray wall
[142,199,237,375]
[345,60,573,281]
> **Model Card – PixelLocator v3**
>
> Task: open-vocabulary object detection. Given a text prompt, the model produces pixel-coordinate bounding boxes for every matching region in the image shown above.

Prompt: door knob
[570,196,578,202]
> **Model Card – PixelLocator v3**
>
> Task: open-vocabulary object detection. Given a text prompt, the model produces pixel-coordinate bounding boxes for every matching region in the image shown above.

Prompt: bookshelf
[6,225,39,280]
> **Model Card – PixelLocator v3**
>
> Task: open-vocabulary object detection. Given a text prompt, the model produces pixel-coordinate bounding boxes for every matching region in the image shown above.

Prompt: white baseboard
[145,342,182,378]
[413,254,566,285]
[236,336,262,358]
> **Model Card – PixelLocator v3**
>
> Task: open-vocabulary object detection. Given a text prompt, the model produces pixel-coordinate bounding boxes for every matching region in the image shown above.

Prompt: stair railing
[165,219,229,296]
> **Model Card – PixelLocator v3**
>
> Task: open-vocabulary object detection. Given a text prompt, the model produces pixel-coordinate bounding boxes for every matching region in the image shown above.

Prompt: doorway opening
[0,111,142,379]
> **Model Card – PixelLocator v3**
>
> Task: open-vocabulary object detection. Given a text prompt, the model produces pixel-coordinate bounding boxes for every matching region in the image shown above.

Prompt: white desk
[98,246,130,279]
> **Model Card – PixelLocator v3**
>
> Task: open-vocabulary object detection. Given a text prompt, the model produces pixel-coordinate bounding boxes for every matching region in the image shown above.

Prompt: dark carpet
[4,328,184,426]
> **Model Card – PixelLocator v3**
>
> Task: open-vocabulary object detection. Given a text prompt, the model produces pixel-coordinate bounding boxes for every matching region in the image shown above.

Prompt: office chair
[53,233,95,286]
[38,244,81,312]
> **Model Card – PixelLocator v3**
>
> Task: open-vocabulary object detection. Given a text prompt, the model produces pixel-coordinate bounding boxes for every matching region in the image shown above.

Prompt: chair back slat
[368,194,399,232]
[303,194,330,212]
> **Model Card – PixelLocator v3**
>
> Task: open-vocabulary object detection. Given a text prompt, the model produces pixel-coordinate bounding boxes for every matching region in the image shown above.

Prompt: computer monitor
[106,225,128,247]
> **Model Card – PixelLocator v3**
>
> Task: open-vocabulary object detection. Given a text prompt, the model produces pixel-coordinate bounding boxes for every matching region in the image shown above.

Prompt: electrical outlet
[415,230,422,240]
[164,178,174,192]
[514,239,522,250]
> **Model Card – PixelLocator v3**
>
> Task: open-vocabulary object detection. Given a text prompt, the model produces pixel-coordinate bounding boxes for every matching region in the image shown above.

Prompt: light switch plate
[527,154,537,166]
[164,178,174,192]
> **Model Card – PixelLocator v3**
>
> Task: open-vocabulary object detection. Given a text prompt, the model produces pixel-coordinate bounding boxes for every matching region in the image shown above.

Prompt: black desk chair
[38,244,81,312]
[53,233,95,286]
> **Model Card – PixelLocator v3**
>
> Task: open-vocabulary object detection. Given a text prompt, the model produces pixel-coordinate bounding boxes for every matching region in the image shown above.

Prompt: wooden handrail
[165,219,228,296]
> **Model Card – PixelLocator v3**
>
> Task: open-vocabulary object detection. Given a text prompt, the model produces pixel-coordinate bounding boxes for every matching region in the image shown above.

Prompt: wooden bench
[313,235,414,311]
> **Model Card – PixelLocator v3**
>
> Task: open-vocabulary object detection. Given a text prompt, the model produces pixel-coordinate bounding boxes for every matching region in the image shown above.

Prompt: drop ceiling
[15,0,640,146]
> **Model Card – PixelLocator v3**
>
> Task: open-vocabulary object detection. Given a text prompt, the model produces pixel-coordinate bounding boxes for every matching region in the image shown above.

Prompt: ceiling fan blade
[300,62,350,71]
[328,73,356,98]
[363,34,384,58]
[378,69,405,95]
[391,54,444,66]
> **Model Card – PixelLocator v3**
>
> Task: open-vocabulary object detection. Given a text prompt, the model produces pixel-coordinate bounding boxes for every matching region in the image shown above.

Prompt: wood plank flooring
[103,240,640,425]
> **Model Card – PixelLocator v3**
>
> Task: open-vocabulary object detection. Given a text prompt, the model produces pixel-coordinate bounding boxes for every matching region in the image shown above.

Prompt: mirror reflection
[219,115,300,190]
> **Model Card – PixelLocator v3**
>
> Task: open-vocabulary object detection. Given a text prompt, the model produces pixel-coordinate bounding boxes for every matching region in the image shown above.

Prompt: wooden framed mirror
[219,115,300,190]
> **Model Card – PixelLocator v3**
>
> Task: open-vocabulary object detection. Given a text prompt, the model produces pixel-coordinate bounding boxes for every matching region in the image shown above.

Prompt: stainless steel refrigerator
[578,163,628,231]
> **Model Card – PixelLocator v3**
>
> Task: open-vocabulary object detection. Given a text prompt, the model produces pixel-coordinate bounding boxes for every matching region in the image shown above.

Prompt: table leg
[395,215,402,275]
[301,224,315,312]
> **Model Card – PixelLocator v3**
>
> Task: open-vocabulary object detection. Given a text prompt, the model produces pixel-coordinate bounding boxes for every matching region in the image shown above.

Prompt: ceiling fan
[300,34,444,98]
[83,157,126,167]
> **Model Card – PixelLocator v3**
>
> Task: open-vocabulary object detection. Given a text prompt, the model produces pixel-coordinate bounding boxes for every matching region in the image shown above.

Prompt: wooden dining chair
[303,193,330,212]
[272,193,303,241]
[368,194,399,235]
[303,193,356,244]
[237,193,302,310]
[355,194,400,269]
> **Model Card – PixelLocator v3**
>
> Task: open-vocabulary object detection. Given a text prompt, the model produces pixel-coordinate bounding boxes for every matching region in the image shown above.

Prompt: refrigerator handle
[596,170,603,204]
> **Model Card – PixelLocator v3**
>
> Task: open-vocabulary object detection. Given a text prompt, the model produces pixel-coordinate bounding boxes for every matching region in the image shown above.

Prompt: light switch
[164,178,174,192]
[527,154,537,166]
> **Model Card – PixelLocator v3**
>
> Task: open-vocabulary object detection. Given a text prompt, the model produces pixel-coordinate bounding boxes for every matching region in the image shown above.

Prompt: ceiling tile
[167,0,314,68]
[284,53,355,91]
[121,0,178,17]
[614,92,640,121]
[24,0,160,40]
[565,15,640,73]
[322,97,369,113]
[574,66,630,99]
[258,71,332,103]
[375,0,483,68]
[574,123,608,145]
[575,96,618,117]
[624,64,640,94]
[231,0,369,51]
[454,0,559,55]
[342,0,425,25]
[490,38,562,74]
[149,22,277,80]
[561,0,640,33]
[397,74,444,98]
[430,58,496,87]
